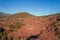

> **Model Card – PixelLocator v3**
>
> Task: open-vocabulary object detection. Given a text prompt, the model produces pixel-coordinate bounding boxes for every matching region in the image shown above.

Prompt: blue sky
[0,0,60,16]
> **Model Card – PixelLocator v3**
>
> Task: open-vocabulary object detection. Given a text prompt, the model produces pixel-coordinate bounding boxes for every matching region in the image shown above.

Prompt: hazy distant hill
[0,12,9,18]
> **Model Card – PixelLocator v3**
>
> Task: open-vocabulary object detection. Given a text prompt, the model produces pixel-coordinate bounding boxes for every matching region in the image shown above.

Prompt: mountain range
[0,12,60,40]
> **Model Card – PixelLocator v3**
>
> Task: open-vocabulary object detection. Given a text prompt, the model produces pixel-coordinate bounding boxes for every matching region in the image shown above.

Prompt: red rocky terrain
[0,12,60,40]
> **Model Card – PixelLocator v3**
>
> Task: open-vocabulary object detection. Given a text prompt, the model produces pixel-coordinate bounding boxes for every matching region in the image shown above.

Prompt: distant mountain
[0,12,9,18]
[38,13,60,18]
[10,12,35,18]
[47,13,60,16]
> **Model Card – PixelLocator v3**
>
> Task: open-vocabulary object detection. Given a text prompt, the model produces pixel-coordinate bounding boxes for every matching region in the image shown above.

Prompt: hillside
[0,12,60,40]
[10,12,36,18]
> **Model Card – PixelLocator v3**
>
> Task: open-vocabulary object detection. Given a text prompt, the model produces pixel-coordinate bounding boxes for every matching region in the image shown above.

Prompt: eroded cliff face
[0,12,60,40]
